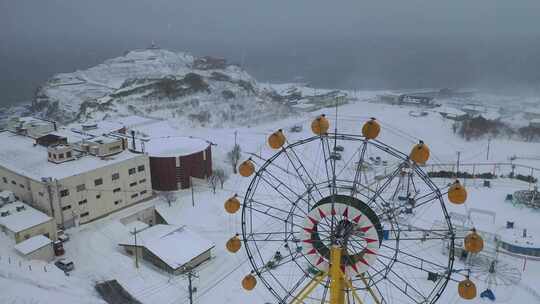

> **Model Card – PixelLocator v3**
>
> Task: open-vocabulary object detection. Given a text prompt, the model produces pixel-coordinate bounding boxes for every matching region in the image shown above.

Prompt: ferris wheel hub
[302,194,383,275]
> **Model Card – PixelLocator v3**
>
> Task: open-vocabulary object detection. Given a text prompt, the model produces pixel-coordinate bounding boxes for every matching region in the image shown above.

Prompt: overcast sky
[1,0,540,104]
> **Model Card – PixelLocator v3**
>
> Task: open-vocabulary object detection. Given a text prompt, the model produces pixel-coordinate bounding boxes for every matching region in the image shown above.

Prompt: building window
[66,151,72,158]
[139,179,146,183]
[76,184,86,192]
[19,184,24,189]
[137,165,145,172]
[140,190,147,195]
[60,189,70,197]
[53,154,57,159]
[131,193,138,199]
[112,173,120,180]
[113,187,121,193]
[48,152,52,158]
[81,212,89,218]
[128,168,136,175]
[58,153,64,159]
[11,180,16,185]
[62,205,71,211]
[94,178,103,186]
[2,177,7,183]
[96,194,101,199]
[78,199,87,205]
[38,192,44,197]
[129,182,137,187]
[114,200,122,205]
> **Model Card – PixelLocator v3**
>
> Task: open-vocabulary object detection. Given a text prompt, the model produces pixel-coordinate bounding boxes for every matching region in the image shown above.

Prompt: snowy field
[2,95,540,304]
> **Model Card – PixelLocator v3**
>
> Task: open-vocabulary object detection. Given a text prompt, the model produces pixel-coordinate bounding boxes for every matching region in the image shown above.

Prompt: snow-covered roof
[124,220,150,232]
[144,137,209,157]
[121,119,210,157]
[69,120,124,136]
[14,235,52,255]
[478,112,501,120]
[0,190,15,202]
[530,118,540,124]
[113,116,160,129]
[524,107,540,115]
[435,106,466,116]
[0,201,52,233]
[0,131,145,180]
[119,224,214,270]
[499,227,538,249]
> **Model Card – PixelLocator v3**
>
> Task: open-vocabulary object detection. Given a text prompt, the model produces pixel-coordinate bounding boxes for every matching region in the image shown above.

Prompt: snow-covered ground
[2,95,540,303]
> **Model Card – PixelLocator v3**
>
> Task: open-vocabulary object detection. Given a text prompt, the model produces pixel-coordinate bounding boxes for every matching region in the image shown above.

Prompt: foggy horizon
[2,0,540,105]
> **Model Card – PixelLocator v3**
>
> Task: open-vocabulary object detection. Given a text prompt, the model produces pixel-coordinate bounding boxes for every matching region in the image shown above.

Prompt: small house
[119,224,214,275]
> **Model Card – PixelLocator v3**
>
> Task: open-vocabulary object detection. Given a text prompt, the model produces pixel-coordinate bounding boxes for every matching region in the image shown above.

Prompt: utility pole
[186,267,198,304]
[456,151,461,178]
[234,131,238,147]
[133,228,139,268]
[191,177,195,207]
[486,137,491,160]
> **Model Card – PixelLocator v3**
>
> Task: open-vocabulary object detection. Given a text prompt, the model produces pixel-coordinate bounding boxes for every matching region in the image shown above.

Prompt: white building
[14,235,55,261]
[0,123,153,228]
[0,200,56,243]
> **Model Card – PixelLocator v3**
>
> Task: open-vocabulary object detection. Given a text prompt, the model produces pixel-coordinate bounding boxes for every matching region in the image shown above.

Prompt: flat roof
[123,119,209,157]
[14,235,52,255]
[0,201,51,233]
[119,224,214,270]
[144,137,209,158]
[499,227,538,249]
[0,131,145,180]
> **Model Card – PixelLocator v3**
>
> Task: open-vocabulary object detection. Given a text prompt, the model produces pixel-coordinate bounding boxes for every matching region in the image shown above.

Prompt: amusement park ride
[224,115,485,303]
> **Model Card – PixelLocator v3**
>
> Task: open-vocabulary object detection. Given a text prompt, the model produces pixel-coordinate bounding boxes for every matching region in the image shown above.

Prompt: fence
[424,162,539,188]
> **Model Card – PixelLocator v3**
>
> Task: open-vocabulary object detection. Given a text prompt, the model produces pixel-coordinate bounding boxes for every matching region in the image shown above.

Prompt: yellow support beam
[290,272,328,304]
[330,246,345,304]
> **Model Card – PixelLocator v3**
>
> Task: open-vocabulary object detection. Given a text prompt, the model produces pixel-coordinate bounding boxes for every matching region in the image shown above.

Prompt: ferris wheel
[224,115,484,304]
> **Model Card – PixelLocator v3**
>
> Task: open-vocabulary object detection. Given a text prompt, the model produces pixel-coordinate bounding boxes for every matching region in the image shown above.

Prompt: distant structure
[377,93,439,108]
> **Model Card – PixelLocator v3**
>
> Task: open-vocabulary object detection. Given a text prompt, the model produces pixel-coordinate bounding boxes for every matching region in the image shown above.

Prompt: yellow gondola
[268,129,286,149]
[409,140,430,165]
[239,159,255,177]
[448,180,467,204]
[362,118,381,140]
[311,114,330,135]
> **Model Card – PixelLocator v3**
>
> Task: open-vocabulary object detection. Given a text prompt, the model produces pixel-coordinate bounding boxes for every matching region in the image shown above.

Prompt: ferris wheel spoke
[350,140,369,198]
[284,145,325,200]
[384,228,455,241]
[380,243,450,271]
[383,266,428,304]
[246,204,306,232]
[368,162,408,209]
[249,198,306,220]
[257,168,312,209]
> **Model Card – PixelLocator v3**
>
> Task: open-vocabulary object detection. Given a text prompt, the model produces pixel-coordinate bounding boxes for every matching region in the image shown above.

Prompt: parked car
[55,259,74,272]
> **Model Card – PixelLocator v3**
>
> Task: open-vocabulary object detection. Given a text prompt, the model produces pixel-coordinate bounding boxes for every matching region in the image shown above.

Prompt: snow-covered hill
[32,48,292,127]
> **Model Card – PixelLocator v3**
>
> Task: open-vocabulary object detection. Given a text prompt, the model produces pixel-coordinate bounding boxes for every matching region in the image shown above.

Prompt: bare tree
[159,191,177,207]
[227,144,241,174]
[208,174,219,194]
[213,168,227,189]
